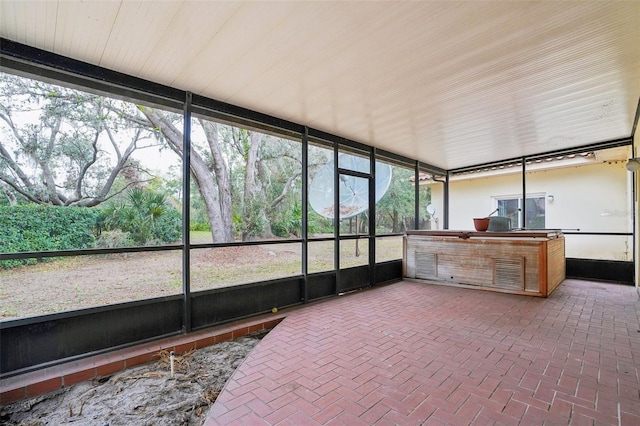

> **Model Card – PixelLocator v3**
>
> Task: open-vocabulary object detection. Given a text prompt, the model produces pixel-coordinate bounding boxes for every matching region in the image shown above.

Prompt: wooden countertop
[405,230,563,239]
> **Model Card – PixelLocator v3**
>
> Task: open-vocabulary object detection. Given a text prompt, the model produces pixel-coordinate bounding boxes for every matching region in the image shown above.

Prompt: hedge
[0,204,98,268]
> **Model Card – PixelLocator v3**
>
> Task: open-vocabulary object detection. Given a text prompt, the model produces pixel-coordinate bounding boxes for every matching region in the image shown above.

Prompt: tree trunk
[242,131,262,241]
[190,152,229,243]
[201,120,234,242]
[39,117,64,205]
[392,210,399,233]
[142,109,232,243]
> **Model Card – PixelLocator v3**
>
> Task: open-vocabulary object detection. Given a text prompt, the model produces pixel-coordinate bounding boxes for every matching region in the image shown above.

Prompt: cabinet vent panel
[415,252,437,279]
[494,258,524,290]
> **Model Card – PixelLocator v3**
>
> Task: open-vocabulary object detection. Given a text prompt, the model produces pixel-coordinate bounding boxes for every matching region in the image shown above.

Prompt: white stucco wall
[449,172,522,229]
[424,184,444,230]
[527,161,630,232]
[529,162,632,260]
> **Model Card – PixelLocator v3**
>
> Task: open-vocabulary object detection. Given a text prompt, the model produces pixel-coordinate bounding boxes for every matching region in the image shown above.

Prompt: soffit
[1,1,638,170]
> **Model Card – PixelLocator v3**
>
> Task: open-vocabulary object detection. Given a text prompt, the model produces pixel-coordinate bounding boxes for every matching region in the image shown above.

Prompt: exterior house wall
[425,184,444,230]
[425,160,632,261]
[526,161,630,261]
[449,172,522,229]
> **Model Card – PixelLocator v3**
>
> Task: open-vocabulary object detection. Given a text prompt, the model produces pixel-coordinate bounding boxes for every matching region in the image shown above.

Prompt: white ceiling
[1,1,639,170]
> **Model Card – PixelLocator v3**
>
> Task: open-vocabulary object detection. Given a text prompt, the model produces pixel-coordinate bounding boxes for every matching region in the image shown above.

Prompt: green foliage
[94,230,134,248]
[189,222,211,232]
[308,211,334,235]
[188,180,210,232]
[225,133,304,241]
[98,188,181,246]
[234,197,265,239]
[271,202,302,238]
[0,204,98,268]
[153,208,182,243]
[376,166,417,233]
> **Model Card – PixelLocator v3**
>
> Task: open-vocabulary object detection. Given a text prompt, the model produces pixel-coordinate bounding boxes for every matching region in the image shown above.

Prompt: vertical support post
[414,162,420,230]
[333,144,340,294]
[182,92,192,333]
[632,162,637,288]
[444,172,450,230]
[632,142,637,290]
[301,127,309,302]
[369,148,376,286]
[522,157,527,229]
[631,100,640,292]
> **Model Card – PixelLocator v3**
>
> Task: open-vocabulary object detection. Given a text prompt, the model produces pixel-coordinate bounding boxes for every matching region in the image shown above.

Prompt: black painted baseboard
[566,258,634,285]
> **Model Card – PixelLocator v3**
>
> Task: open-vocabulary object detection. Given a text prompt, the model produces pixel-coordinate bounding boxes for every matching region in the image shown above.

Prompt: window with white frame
[494,194,546,229]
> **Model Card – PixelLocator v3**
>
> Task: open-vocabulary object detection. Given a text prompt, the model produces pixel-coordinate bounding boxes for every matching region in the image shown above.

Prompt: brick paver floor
[206,279,640,425]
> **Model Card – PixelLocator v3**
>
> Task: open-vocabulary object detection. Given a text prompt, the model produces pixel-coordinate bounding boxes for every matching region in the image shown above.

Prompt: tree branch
[39,116,64,205]
[268,172,301,214]
[0,176,47,204]
[93,128,144,203]
[105,126,122,160]
[231,128,245,157]
[0,105,24,144]
[0,181,18,206]
[103,103,151,128]
[68,178,154,207]
[74,129,101,201]
[0,109,37,192]
[141,108,183,158]
[261,151,302,165]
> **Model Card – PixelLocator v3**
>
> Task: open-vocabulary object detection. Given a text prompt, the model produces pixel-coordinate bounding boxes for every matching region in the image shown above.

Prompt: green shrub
[307,211,333,235]
[94,230,134,248]
[0,204,98,268]
[189,222,210,232]
[98,188,182,246]
[151,207,182,243]
[234,198,265,240]
[270,202,302,238]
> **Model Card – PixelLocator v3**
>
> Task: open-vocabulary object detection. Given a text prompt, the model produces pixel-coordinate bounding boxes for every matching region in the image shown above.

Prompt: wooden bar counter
[403,230,565,297]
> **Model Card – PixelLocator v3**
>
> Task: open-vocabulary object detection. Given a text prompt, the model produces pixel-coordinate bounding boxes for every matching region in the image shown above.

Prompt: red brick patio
[206,279,640,425]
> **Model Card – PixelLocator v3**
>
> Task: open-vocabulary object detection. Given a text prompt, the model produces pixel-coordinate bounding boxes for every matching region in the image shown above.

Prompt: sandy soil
[1,331,268,425]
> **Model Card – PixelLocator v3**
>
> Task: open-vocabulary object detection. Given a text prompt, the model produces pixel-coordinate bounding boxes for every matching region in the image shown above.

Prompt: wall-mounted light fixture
[547,195,554,202]
[625,158,640,172]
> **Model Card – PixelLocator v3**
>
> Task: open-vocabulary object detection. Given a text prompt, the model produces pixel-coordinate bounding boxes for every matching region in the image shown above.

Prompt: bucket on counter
[488,216,511,232]
[473,217,491,231]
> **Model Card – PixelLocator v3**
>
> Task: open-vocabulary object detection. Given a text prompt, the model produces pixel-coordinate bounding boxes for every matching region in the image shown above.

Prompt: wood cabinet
[403,230,565,297]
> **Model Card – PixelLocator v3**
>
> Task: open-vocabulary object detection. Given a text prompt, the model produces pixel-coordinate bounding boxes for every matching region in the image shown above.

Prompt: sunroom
[1,1,639,424]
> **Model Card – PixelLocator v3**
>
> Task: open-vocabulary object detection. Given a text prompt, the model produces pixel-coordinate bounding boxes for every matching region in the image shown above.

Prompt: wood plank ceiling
[1,0,638,170]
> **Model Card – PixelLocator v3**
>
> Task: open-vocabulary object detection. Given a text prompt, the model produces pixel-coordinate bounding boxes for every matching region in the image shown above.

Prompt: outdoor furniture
[403,230,565,297]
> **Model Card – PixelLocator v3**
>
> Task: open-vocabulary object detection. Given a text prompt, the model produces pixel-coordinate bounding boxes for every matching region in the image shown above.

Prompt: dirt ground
[1,237,402,319]
[1,331,268,426]
[0,245,305,318]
